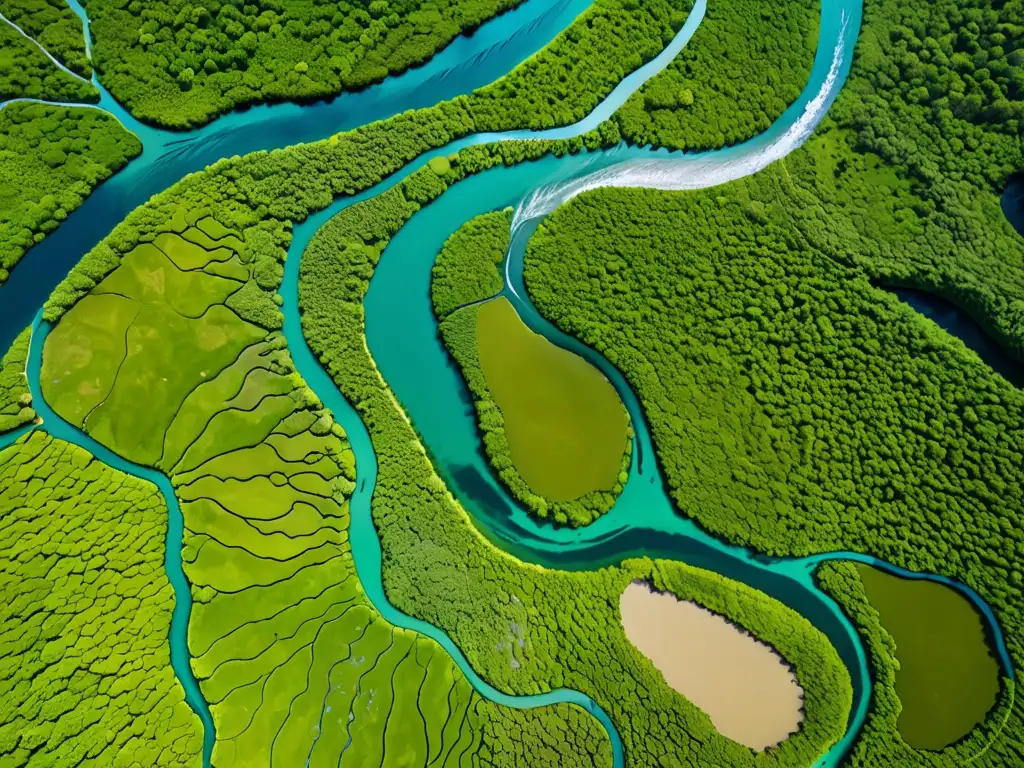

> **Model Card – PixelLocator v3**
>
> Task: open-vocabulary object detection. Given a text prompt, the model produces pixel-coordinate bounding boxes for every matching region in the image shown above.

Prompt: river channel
[0,0,1016,766]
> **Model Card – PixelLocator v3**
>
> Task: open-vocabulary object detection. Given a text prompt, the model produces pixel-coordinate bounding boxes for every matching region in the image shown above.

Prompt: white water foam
[511,11,850,234]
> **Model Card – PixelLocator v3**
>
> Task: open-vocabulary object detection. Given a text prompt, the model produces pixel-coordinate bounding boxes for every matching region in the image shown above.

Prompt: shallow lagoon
[856,564,1000,750]
[474,296,628,503]
[620,580,804,751]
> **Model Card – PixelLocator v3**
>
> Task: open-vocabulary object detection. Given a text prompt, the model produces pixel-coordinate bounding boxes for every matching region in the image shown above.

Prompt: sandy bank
[619,580,804,750]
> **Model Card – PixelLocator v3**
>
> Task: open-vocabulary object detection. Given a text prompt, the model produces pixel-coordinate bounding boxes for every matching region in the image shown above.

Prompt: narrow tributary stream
[0,0,1015,766]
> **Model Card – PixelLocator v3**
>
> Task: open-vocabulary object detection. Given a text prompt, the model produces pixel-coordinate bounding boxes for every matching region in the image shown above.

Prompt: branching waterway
[0,0,1015,766]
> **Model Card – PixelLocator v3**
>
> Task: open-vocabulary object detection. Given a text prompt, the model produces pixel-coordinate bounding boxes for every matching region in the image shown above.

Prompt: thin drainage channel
[18,310,217,767]
[11,312,626,766]
[280,204,627,768]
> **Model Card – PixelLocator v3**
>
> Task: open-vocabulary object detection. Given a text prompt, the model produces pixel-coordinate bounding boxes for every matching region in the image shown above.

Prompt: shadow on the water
[1003,173,1024,238]
[880,285,1024,388]
[450,463,521,526]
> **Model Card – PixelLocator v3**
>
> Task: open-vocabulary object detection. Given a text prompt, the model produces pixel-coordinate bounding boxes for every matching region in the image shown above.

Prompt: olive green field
[855,564,1000,750]
[476,297,629,504]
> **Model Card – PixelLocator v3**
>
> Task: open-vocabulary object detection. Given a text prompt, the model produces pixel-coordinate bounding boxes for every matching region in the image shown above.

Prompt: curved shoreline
[797,552,1015,680]
[0,0,1014,765]
[18,313,217,766]
[620,580,805,750]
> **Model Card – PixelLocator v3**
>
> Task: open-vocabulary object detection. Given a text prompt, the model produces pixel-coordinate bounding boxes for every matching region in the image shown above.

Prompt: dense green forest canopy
[466,0,688,130]
[0,326,33,432]
[83,0,526,128]
[0,103,141,286]
[520,0,1023,752]
[0,431,204,766]
[0,2,139,288]
[615,0,817,150]
[526,177,1024,764]
[0,0,91,77]
[430,207,509,320]
[0,18,96,102]
[797,0,1024,343]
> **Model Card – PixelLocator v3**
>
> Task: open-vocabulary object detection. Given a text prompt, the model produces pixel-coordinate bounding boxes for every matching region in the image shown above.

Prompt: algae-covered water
[0,0,1016,766]
[856,564,1001,750]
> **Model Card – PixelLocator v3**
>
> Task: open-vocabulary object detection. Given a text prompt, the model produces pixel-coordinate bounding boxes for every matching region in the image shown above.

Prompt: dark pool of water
[1003,173,1024,238]
[887,286,1024,387]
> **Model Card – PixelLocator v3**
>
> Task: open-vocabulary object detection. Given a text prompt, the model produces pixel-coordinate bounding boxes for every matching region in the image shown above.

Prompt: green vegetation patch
[0,17,96,102]
[0,103,141,286]
[95,241,243,317]
[84,302,265,463]
[817,562,1016,766]
[442,297,630,526]
[43,224,266,464]
[0,0,91,76]
[299,166,852,767]
[0,326,35,433]
[430,207,510,320]
[616,0,817,150]
[855,564,1000,749]
[467,0,690,131]
[83,0,525,128]
[0,430,202,765]
[41,291,139,427]
[476,297,628,503]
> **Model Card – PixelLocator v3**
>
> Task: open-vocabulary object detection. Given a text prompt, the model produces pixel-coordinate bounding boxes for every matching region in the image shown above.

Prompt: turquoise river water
[0,0,1015,766]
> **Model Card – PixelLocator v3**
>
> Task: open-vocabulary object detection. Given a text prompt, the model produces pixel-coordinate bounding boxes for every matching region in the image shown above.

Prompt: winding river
[0,0,1016,766]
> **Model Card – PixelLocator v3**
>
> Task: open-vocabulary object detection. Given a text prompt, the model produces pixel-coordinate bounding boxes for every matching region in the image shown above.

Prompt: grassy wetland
[854,564,1000,750]
[3,0,1020,761]
[38,207,615,767]
[440,295,631,527]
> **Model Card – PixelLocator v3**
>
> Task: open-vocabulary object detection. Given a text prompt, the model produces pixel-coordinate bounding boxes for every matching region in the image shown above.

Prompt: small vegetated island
[432,208,632,527]
[1,0,1020,764]
[0,0,141,285]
